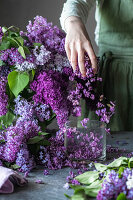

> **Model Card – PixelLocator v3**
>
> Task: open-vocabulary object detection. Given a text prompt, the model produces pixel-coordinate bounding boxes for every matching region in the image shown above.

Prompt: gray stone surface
[0,131,133,200]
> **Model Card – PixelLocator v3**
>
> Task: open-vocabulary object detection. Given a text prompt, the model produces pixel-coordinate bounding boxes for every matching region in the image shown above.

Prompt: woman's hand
[64,16,97,77]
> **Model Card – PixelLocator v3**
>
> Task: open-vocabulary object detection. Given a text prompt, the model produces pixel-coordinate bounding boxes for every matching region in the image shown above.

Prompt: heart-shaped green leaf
[8,71,29,97]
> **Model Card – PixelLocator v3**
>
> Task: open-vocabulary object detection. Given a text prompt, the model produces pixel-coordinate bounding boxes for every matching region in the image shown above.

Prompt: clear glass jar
[64,120,106,162]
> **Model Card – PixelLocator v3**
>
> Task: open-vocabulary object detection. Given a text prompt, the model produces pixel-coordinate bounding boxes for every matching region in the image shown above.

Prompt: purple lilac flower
[54,53,71,71]
[14,96,34,120]
[30,69,71,128]
[2,118,40,162]
[43,169,49,175]
[15,61,36,71]
[97,168,133,200]
[26,16,66,55]
[15,143,36,172]
[66,171,80,185]
[38,132,67,170]
[0,48,35,66]
[0,66,10,116]
[80,118,90,128]
[63,183,69,190]
[34,103,51,121]
[33,45,51,65]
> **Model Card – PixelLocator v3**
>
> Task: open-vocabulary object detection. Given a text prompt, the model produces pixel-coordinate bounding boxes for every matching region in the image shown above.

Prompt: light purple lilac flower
[16,143,36,172]
[33,45,51,65]
[15,61,36,71]
[97,168,133,200]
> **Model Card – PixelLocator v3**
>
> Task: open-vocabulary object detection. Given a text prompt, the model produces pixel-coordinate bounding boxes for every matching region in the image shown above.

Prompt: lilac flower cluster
[96,101,115,124]
[14,95,51,122]
[33,45,51,65]
[14,95,34,120]
[16,143,36,172]
[15,61,36,72]
[38,131,67,170]
[26,16,66,55]
[0,48,35,67]
[97,168,133,200]
[0,66,10,116]
[30,69,71,128]
[34,103,51,121]
[1,119,40,163]
[66,171,80,186]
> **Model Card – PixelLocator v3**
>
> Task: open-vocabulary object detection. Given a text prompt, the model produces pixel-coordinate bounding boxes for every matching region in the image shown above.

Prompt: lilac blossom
[14,95,34,120]
[26,16,66,55]
[30,69,71,128]
[15,61,36,72]
[0,66,10,116]
[0,48,35,66]
[97,168,133,200]
[2,118,40,162]
[34,103,51,121]
[33,45,51,65]
[16,143,36,172]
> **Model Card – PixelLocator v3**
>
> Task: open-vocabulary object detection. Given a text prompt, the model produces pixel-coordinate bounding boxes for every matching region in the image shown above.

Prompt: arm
[60,0,97,77]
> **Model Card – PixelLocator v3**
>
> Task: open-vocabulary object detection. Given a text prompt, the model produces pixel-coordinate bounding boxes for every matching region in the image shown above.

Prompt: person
[60,0,133,131]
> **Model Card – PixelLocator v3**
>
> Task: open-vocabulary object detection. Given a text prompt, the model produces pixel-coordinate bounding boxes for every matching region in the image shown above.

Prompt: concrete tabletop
[0,131,133,200]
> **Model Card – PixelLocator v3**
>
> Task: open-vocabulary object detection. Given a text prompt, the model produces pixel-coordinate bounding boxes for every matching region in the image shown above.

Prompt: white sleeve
[60,0,95,31]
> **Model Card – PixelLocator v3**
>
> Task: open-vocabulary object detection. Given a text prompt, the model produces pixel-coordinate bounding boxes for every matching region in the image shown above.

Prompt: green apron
[78,0,133,131]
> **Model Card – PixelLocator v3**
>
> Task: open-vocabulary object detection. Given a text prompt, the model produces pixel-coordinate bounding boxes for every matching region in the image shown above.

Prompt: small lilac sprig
[97,168,133,200]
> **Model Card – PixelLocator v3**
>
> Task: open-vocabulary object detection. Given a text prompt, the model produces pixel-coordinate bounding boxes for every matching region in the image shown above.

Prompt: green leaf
[0,60,6,66]
[107,157,128,169]
[0,111,15,127]
[8,71,29,97]
[84,188,99,197]
[116,193,127,200]
[38,132,50,136]
[23,46,31,55]
[94,163,107,172]
[11,164,20,170]
[15,36,24,46]
[118,167,125,178]
[72,189,87,200]
[6,36,19,47]
[4,162,11,168]
[27,136,44,144]
[64,194,71,199]
[33,43,42,47]
[18,46,26,59]
[128,157,133,168]
[32,69,35,79]
[0,139,5,143]
[0,41,10,50]
[86,179,102,189]
[75,171,99,185]
[38,140,50,146]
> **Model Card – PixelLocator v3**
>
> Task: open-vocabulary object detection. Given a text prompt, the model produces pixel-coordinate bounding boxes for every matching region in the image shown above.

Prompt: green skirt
[78,51,133,131]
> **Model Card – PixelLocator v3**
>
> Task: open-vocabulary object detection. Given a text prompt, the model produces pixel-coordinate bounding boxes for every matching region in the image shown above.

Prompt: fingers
[84,42,97,74]
[65,42,71,61]
[77,47,86,77]
[70,45,78,71]
[65,39,97,77]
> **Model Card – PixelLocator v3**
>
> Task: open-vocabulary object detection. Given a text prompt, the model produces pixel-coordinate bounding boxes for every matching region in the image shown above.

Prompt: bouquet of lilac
[0,16,115,172]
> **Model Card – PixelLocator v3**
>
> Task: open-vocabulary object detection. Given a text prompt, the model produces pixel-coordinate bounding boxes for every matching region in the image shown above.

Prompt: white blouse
[60,0,104,45]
